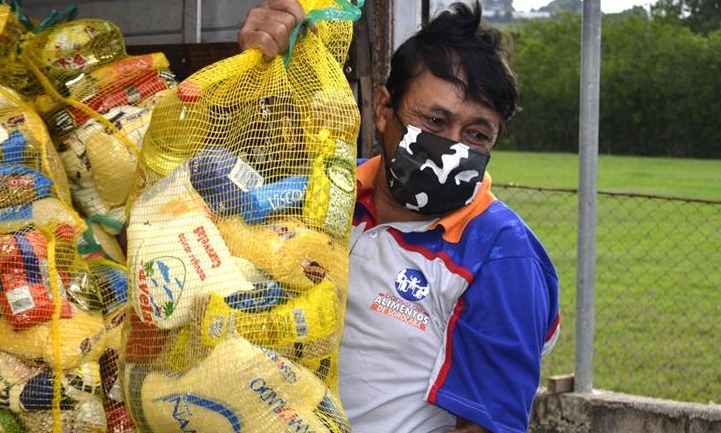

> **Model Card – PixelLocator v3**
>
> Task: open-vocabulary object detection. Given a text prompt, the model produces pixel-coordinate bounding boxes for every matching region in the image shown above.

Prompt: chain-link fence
[494,184,721,404]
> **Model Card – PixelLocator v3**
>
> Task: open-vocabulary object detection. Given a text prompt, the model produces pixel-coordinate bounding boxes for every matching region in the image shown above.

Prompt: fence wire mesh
[495,184,721,404]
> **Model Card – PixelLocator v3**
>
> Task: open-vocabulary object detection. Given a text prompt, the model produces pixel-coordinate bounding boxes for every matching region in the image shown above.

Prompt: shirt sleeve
[426,252,560,433]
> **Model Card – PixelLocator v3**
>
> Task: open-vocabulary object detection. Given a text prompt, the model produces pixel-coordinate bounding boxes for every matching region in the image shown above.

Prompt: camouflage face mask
[385,124,490,215]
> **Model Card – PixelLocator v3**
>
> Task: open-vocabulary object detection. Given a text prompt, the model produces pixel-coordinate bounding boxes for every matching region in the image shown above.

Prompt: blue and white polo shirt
[339,156,560,433]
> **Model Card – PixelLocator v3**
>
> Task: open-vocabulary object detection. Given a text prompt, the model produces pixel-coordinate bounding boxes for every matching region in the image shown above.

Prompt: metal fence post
[574,0,601,394]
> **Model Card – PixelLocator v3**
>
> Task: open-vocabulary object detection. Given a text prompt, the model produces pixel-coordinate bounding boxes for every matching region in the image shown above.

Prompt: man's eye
[465,131,495,149]
[424,116,444,127]
[467,131,490,143]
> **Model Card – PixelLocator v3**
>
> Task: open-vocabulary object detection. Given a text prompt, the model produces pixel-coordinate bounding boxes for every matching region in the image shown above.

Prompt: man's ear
[373,86,392,134]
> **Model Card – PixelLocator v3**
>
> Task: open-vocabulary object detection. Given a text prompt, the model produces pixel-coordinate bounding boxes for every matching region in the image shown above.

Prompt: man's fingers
[238,31,282,60]
[265,0,305,25]
[238,0,305,60]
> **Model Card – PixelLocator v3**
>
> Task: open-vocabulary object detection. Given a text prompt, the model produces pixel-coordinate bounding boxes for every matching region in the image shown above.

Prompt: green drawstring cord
[79,214,124,258]
[4,0,77,33]
[284,0,366,68]
[33,4,78,33]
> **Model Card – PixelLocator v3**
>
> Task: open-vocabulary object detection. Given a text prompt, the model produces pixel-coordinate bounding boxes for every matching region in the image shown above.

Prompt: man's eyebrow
[425,105,497,128]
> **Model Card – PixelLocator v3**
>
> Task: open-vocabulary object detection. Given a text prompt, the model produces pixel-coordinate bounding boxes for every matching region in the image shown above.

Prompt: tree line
[502,5,721,158]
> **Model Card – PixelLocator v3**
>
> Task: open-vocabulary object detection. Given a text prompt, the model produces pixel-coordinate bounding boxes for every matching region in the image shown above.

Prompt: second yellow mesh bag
[123,1,363,432]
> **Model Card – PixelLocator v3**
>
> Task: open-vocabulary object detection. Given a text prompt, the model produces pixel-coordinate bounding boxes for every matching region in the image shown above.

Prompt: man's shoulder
[459,200,550,260]
[464,199,525,231]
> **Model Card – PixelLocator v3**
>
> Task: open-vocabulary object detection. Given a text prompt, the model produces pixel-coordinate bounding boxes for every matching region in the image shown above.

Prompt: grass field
[488,151,721,201]
[485,151,721,403]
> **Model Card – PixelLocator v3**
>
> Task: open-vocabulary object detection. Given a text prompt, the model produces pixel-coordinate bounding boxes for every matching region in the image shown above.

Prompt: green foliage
[651,0,721,34]
[505,13,721,158]
[538,0,582,13]
[506,13,582,151]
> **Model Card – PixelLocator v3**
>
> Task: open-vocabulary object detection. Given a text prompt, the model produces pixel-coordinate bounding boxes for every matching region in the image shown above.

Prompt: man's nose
[442,127,464,143]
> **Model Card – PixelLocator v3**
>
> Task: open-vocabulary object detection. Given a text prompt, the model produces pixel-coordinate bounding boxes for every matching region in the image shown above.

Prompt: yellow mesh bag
[0,77,131,432]
[18,17,176,235]
[0,84,73,206]
[0,2,77,97]
[123,1,363,432]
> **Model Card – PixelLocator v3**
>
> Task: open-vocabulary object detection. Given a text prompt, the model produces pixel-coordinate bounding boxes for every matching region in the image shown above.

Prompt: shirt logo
[370,292,430,331]
[394,268,429,302]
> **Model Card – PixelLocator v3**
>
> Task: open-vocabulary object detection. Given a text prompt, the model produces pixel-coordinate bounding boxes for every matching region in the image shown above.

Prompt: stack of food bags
[0,4,185,432]
[0,82,132,432]
[19,17,176,252]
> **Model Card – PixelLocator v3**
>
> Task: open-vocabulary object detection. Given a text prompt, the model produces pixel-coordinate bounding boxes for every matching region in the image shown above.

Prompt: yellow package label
[199,280,340,351]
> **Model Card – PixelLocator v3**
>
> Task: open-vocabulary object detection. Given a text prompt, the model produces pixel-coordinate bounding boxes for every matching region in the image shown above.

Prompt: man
[238,1,560,432]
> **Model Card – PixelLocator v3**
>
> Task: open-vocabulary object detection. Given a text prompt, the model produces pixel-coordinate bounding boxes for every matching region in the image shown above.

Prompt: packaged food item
[0,88,74,205]
[0,357,101,412]
[83,106,149,207]
[123,309,170,364]
[188,147,308,222]
[104,401,136,433]
[46,69,172,136]
[65,52,171,100]
[123,336,350,433]
[140,80,209,176]
[0,165,54,208]
[96,307,125,354]
[31,19,126,87]
[126,163,253,329]
[0,226,74,329]
[0,197,83,233]
[272,339,340,389]
[198,279,340,352]
[216,217,349,293]
[187,147,263,215]
[0,308,106,370]
[306,88,361,147]
[78,220,126,263]
[222,275,288,313]
[303,128,355,238]
[229,93,307,180]
[88,261,128,315]
[0,130,27,165]
[18,398,107,433]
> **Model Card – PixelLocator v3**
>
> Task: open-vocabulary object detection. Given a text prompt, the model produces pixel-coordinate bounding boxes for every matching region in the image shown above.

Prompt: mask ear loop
[382,110,413,184]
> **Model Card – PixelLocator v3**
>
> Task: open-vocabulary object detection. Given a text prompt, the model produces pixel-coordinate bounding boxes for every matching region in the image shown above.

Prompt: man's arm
[237,0,305,60]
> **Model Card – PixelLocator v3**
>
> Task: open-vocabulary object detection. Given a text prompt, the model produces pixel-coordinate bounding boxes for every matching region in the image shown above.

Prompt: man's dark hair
[385,0,518,124]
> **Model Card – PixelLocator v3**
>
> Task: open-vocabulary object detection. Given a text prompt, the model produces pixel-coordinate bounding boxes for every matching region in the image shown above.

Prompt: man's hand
[237,0,305,61]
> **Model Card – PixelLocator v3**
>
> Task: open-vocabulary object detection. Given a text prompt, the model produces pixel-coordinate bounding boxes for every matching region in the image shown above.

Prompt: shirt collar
[356,156,496,243]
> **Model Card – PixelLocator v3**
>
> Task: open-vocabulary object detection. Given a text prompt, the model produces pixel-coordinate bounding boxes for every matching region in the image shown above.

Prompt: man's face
[377,69,502,157]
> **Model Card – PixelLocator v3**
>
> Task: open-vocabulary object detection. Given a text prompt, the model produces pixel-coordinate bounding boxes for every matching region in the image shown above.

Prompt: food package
[216,217,349,293]
[0,308,109,370]
[123,336,350,433]
[126,163,254,329]
[0,226,75,329]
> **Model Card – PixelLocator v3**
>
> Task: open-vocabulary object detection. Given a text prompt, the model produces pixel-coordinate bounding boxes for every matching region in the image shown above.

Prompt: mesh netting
[19,17,177,231]
[0,84,127,432]
[0,4,165,432]
[0,0,360,431]
[121,1,360,432]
